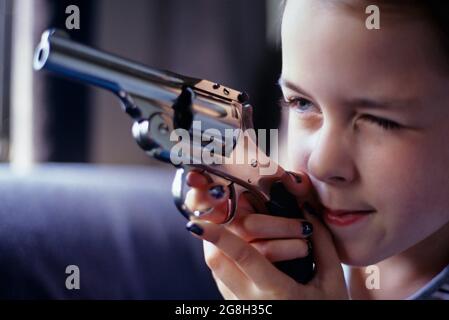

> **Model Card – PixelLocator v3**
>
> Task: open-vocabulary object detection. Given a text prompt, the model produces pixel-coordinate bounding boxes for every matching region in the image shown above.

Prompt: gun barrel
[33,29,200,102]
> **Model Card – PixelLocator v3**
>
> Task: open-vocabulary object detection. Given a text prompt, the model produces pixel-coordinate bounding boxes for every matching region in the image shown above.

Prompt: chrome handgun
[33,29,315,284]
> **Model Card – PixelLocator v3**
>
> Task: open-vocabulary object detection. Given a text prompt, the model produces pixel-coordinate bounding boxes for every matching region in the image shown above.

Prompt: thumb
[280,170,314,201]
[280,171,323,210]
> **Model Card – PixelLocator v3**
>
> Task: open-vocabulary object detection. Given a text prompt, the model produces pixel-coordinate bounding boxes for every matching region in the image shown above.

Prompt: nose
[307,122,357,186]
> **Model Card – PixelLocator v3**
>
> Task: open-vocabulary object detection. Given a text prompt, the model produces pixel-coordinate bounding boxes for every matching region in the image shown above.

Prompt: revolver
[33,29,315,284]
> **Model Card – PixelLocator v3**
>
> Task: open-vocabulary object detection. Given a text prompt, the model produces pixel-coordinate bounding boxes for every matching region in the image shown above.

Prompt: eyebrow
[278,77,314,99]
[277,77,416,109]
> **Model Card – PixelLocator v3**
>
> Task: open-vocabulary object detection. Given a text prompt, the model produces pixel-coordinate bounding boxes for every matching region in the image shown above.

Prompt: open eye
[279,97,319,114]
[360,114,402,130]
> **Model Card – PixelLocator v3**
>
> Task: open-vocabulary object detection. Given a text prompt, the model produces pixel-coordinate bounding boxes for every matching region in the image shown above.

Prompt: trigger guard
[171,167,237,224]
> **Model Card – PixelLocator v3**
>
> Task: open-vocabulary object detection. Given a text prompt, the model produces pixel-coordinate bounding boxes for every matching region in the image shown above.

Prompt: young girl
[183,0,449,299]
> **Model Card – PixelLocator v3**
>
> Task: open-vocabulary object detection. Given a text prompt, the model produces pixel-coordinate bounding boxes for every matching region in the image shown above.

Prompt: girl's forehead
[281,0,449,94]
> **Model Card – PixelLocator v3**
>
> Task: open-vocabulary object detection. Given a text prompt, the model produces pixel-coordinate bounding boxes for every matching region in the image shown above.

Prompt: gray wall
[89,0,267,165]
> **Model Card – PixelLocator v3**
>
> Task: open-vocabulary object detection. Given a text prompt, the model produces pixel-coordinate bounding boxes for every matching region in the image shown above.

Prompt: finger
[250,238,310,262]
[185,173,230,208]
[280,170,313,200]
[186,170,211,188]
[203,241,253,298]
[187,219,303,292]
[230,214,313,241]
[302,205,344,283]
[185,171,230,207]
[184,188,229,223]
[280,171,323,211]
[214,276,239,300]
[184,179,230,223]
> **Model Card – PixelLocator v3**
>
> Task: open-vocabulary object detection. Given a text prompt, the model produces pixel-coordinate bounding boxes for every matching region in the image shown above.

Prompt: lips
[323,207,375,227]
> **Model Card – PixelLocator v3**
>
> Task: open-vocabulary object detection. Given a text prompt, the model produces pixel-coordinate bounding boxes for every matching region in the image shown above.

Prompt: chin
[334,240,387,267]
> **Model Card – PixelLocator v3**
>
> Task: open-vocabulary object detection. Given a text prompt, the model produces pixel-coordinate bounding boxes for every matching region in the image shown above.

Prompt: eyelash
[279,97,402,131]
[360,114,401,130]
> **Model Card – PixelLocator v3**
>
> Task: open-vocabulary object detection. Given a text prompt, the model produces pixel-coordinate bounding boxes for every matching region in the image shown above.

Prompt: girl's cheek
[287,112,325,173]
[286,126,313,171]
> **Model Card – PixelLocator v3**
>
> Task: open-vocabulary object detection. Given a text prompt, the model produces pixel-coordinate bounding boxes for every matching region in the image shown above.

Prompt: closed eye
[360,114,402,130]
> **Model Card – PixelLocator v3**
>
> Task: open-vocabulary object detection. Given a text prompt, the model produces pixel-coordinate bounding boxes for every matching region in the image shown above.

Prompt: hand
[184,170,348,300]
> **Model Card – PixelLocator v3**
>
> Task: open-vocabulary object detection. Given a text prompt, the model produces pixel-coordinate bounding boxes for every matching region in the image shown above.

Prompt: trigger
[172,167,195,220]
[222,183,243,225]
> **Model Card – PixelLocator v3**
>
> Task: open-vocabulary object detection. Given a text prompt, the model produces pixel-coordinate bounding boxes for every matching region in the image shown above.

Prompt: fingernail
[209,185,225,199]
[302,221,313,237]
[186,221,204,236]
[287,171,302,183]
[303,202,318,216]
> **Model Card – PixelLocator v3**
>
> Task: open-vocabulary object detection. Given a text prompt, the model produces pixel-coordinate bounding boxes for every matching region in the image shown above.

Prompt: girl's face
[281,0,449,265]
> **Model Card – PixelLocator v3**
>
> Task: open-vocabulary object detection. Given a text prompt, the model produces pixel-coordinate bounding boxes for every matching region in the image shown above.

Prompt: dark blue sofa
[0,164,221,299]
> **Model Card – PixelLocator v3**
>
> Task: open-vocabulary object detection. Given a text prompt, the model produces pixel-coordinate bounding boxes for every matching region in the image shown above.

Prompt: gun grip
[266,181,315,284]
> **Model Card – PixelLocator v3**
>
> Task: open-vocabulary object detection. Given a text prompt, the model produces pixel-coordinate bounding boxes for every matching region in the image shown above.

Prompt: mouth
[322,206,375,227]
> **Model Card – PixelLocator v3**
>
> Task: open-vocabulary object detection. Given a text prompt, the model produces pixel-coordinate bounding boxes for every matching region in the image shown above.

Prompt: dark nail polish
[209,185,225,199]
[303,202,318,216]
[186,221,204,236]
[288,171,302,183]
[302,221,313,237]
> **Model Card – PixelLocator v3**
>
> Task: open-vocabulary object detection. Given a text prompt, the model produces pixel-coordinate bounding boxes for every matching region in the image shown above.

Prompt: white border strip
[10,0,34,172]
